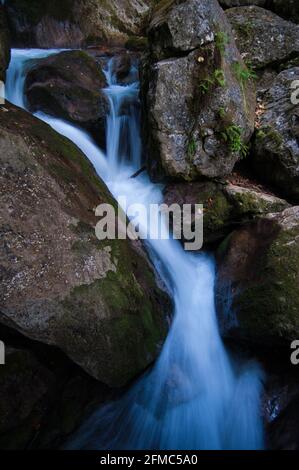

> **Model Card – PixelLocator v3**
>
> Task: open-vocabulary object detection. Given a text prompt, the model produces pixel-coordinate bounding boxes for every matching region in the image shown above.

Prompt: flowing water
[6,49,265,450]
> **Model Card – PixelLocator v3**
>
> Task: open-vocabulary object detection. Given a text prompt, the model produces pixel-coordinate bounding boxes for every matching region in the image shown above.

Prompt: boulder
[221,1,299,24]
[25,51,109,148]
[142,0,256,182]
[5,0,153,48]
[226,6,299,69]
[0,5,10,82]
[253,68,299,202]
[0,102,170,388]
[164,179,288,245]
[216,206,299,347]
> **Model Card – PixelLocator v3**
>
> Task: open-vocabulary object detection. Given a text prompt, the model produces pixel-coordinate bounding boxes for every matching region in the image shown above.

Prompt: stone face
[25,51,109,148]
[164,180,289,245]
[226,6,299,69]
[143,0,256,182]
[5,0,153,48]
[216,206,299,347]
[0,5,10,82]
[253,68,299,202]
[0,102,170,388]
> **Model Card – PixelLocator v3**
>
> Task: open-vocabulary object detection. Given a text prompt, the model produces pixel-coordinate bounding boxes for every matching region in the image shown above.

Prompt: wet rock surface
[216,206,299,346]
[0,102,171,388]
[25,50,109,148]
[164,179,288,245]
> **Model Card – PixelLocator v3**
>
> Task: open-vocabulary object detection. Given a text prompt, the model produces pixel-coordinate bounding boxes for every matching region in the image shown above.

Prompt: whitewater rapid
[6,49,265,450]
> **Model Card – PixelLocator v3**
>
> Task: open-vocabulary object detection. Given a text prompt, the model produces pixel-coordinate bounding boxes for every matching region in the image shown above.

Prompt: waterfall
[6,49,265,450]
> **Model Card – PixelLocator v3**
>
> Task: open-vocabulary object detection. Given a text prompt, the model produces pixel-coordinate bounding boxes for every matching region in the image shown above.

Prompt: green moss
[29,119,111,201]
[232,61,257,85]
[199,69,226,95]
[256,126,283,150]
[62,265,167,386]
[215,31,229,55]
[232,192,269,215]
[59,228,169,387]
[203,191,232,233]
[234,20,253,40]
[220,125,249,158]
[187,137,197,158]
[237,226,299,341]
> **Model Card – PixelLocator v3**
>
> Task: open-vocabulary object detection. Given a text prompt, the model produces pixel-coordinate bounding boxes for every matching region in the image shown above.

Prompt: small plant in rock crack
[199,77,214,95]
[215,32,229,55]
[233,61,257,85]
[199,69,226,94]
[218,107,226,119]
[214,69,226,87]
[220,125,249,158]
[187,137,197,158]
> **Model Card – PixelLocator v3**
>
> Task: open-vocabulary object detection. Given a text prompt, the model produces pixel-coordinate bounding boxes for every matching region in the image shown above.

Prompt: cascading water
[6,49,265,450]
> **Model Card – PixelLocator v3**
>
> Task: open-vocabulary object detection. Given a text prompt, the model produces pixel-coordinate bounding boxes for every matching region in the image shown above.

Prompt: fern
[221,125,249,158]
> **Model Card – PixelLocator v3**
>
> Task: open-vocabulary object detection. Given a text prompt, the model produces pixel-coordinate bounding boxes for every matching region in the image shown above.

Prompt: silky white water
[6,49,265,450]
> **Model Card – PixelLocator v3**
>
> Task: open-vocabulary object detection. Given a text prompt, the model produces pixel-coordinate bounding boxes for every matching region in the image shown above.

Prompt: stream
[6,48,265,450]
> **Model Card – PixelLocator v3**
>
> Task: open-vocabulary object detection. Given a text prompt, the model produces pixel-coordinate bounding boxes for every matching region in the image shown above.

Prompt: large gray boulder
[253,68,299,202]
[5,0,153,48]
[0,5,10,82]
[216,206,299,347]
[143,0,256,181]
[226,6,299,69]
[221,1,299,24]
[25,51,109,148]
[0,102,170,388]
[164,179,288,245]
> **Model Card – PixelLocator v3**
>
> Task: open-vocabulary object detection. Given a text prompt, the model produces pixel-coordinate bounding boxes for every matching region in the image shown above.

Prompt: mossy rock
[216,206,299,346]
[0,102,171,388]
[163,180,288,246]
[25,50,108,148]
